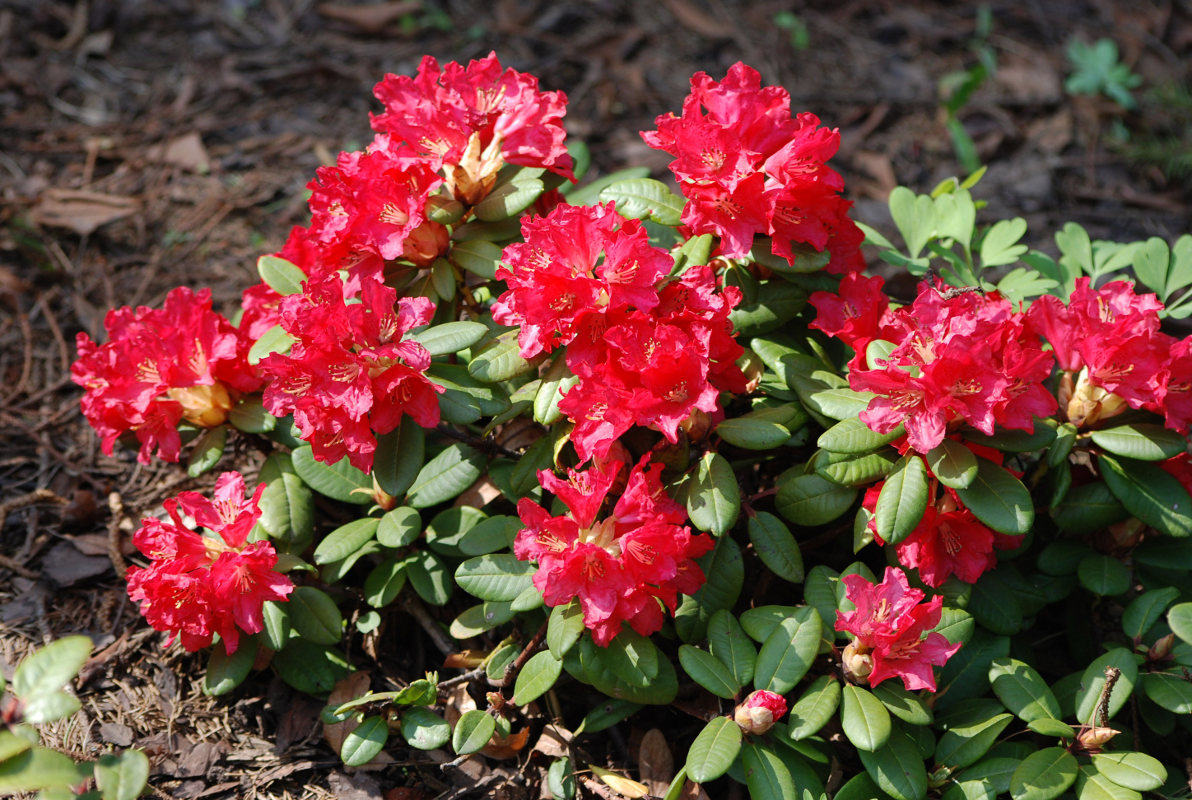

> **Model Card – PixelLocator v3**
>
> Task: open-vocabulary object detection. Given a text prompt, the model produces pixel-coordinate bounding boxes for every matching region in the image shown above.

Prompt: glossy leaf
[841,684,892,751]
[373,420,424,499]
[678,645,740,699]
[598,178,685,225]
[1008,747,1077,800]
[1076,554,1131,596]
[313,517,380,565]
[754,606,821,694]
[787,675,841,740]
[455,554,536,602]
[988,658,1061,723]
[1167,601,1192,644]
[926,439,978,489]
[408,320,488,356]
[741,741,797,800]
[291,446,371,505]
[186,425,226,477]
[686,452,740,535]
[547,601,585,659]
[1099,454,1192,538]
[341,715,388,766]
[747,512,804,583]
[954,457,1034,535]
[452,709,496,755]
[715,416,791,450]
[288,586,343,645]
[1088,753,1166,791]
[874,455,930,544]
[871,682,933,726]
[1090,424,1188,461]
[1074,648,1137,725]
[513,650,563,705]
[707,609,757,687]
[407,443,484,508]
[818,416,903,454]
[468,329,534,383]
[775,472,857,527]
[257,254,304,295]
[401,707,451,750]
[204,639,258,697]
[1141,671,1192,713]
[857,726,927,800]
[94,750,150,800]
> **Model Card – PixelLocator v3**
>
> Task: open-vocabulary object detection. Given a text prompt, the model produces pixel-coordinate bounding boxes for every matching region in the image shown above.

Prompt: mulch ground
[2,1,1191,797]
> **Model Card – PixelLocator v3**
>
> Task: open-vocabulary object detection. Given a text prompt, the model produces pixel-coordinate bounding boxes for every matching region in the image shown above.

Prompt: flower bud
[841,639,874,684]
[733,690,788,735]
[1148,633,1175,663]
[1067,367,1128,428]
[401,221,450,267]
[1076,725,1119,753]
[166,382,233,428]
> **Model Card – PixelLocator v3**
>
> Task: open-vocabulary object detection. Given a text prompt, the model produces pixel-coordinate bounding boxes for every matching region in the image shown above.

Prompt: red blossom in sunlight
[513,457,712,646]
[126,472,292,653]
[258,271,441,472]
[835,567,960,691]
[72,287,261,464]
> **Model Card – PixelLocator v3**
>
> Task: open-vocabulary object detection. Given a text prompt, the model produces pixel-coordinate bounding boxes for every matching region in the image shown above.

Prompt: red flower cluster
[372,53,574,204]
[72,288,260,464]
[642,62,863,273]
[493,202,746,461]
[811,276,1057,453]
[835,567,960,692]
[126,472,293,653]
[259,271,442,472]
[1027,278,1192,430]
[513,457,713,646]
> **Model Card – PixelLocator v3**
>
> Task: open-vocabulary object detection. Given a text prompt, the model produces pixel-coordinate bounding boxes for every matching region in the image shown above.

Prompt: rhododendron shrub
[70,57,1192,800]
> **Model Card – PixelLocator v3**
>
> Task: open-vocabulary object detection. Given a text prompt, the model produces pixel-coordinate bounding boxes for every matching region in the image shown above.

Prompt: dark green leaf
[1075,648,1137,725]
[186,426,226,478]
[818,449,900,486]
[1027,718,1075,738]
[988,658,1061,723]
[272,640,350,695]
[1052,481,1129,533]
[1100,454,1192,538]
[678,646,740,699]
[954,457,1034,535]
[468,329,534,383]
[291,446,371,504]
[818,416,903,454]
[1076,554,1131,596]
[685,716,742,783]
[407,443,484,508]
[94,750,150,800]
[373,420,425,499]
[288,586,343,645]
[474,177,544,221]
[754,606,821,694]
[598,178,685,225]
[715,417,791,450]
[841,684,892,751]
[227,394,276,434]
[747,512,803,583]
[452,709,496,755]
[1075,761,1144,800]
[1088,753,1166,791]
[1168,601,1192,644]
[377,506,422,548]
[1122,588,1179,640]
[805,387,875,421]
[599,628,659,686]
[401,707,450,750]
[408,321,488,356]
[857,726,927,800]
[1090,424,1188,461]
[871,682,933,726]
[874,455,930,544]
[547,601,585,659]
[707,609,757,687]
[935,708,1013,769]
[455,554,535,602]
[686,452,740,535]
[512,650,563,706]
[257,454,315,552]
[341,715,388,766]
[548,758,576,800]
[927,439,978,489]
[741,741,797,800]
[261,601,291,650]
[574,698,643,734]
[775,472,857,527]
[450,239,502,279]
[1009,747,1077,800]
[674,537,743,642]
[1141,671,1192,713]
[204,639,258,697]
[313,517,379,565]
[787,675,840,740]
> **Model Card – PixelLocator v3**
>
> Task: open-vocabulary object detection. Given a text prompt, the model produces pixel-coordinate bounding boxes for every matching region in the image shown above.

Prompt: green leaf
[291,446,371,504]
[363,558,408,608]
[513,650,563,705]
[1052,481,1129,533]
[408,549,452,606]
[426,506,488,556]
[548,758,577,800]
[449,239,503,280]
[1123,588,1180,640]
[935,708,1013,769]
[468,329,534,383]
[818,416,903,454]
[407,443,484,508]
[1090,424,1188,461]
[1076,554,1131,596]
[685,716,742,783]
[980,218,1029,267]
[1088,753,1166,792]
[598,178,685,225]
[754,606,821,694]
[474,177,544,221]
[272,640,350,695]
[963,424,1056,452]
[94,750,150,800]
[787,675,841,740]
[730,281,810,336]
[967,569,1023,635]
[805,387,875,421]
[674,537,743,642]
[288,586,343,646]
[678,646,740,699]
[1075,647,1137,725]
[401,707,451,750]
[600,629,660,687]
[818,449,900,486]
[1099,454,1192,538]
[373,419,425,499]
[1027,717,1075,738]
[933,607,976,646]
[874,455,929,545]
[747,512,803,583]
[547,601,585,660]
[841,684,892,751]
[455,554,535,602]
[340,715,388,767]
[707,609,757,687]
[204,639,258,696]
[926,439,978,489]
[449,601,515,638]
[857,725,927,800]
[775,472,857,527]
[261,601,291,650]
[226,394,277,434]
[741,741,797,800]
[313,517,379,565]
[13,635,91,702]
[686,452,740,535]
[889,186,937,258]
[1075,761,1143,800]
[256,453,315,552]
[408,320,488,356]
[533,356,578,426]
[186,425,226,477]
[452,709,496,755]
[257,254,305,295]
[837,772,895,800]
[377,506,422,548]
[574,698,642,734]
[953,457,1034,535]
[1141,670,1192,713]
[988,658,1061,723]
[1008,747,1077,800]
[246,323,295,366]
[458,515,520,556]
[715,417,791,450]
[871,682,933,726]
[0,745,81,793]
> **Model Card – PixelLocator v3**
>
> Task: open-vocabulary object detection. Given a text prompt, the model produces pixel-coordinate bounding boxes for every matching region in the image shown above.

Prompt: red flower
[641,62,863,272]
[72,287,260,464]
[734,690,788,735]
[835,567,960,691]
[126,472,293,653]
[259,271,442,472]
[372,53,573,204]
[513,457,712,646]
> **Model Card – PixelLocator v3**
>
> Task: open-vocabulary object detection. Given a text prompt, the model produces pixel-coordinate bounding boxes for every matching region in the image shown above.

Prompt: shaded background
[2,1,1191,797]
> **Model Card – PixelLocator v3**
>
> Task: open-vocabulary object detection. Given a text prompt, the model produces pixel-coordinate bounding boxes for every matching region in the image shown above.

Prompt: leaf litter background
[1,1,1191,798]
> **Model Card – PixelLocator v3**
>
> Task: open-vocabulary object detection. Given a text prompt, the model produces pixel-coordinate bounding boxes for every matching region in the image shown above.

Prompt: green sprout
[1065,38,1142,109]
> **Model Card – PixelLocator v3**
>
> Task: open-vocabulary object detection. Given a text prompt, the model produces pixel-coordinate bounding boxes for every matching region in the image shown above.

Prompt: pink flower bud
[733,690,788,735]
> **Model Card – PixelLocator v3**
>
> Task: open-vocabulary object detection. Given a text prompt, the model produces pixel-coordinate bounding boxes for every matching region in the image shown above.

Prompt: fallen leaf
[531,723,573,759]
[43,540,111,585]
[317,1,422,33]
[637,728,673,797]
[1027,109,1074,155]
[590,765,650,799]
[323,671,373,755]
[29,189,139,236]
[482,725,529,760]
[443,650,487,669]
[144,132,210,173]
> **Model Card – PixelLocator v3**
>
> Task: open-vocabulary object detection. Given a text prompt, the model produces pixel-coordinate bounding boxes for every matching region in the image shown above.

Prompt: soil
[2,1,1191,798]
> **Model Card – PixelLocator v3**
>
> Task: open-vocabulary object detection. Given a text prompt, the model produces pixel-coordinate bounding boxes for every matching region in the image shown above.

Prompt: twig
[498,621,548,690]
[437,666,486,690]
[1097,666,1121,728]
[107,492,128,579]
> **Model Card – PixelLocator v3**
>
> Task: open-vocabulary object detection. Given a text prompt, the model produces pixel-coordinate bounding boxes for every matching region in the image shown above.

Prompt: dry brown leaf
[637,728,673,797]
[322,671,373,755]
[29,189,139,236]
[590,765,650,799]
[481,725,530,760]
[1027,109,1074,155]
[443,682,477,727]
[454,476,502,509]
[317,1,422,33]
[144,132,210,172]
[443,649,488,669]
[531,723,574,759]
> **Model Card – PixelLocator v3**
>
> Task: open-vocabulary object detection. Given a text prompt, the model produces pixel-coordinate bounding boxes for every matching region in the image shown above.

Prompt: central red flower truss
[258,271,442,472]
[513,457,713,646]
[493,202,747,461]
[835,567,960,692]
[126,472,293,653]
[641,62,863,273]
[72,287,260,464]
